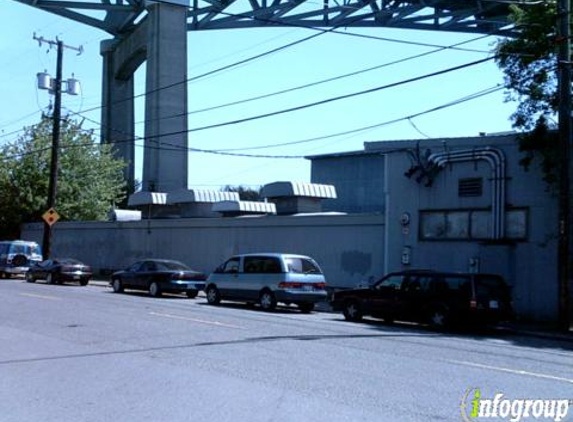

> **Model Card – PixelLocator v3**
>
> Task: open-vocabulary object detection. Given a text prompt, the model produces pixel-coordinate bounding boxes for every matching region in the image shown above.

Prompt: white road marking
[448,359,573,384]
[19,293,61,301]
[149,311,243,329]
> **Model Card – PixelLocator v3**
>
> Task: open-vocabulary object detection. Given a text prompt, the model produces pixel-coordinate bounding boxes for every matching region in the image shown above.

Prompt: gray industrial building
[21,133,563,322]
[310,132,559,322]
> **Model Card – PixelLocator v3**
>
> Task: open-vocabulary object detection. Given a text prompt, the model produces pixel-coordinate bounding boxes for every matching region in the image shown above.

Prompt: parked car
[0,240,43,279]
[26,258,92,286]
[330,270,513,328]
[205,253,328,312]
[111,259,207,298]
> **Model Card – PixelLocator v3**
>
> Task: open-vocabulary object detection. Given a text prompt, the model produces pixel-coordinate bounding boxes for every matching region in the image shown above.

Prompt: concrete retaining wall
[21,214,385,289]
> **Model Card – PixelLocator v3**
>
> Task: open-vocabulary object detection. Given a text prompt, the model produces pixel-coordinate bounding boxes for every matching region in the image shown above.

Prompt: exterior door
[368,274,404,318]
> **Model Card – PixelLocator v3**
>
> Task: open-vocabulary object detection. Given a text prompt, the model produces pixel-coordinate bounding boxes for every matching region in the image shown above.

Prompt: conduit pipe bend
[427,147,506,240]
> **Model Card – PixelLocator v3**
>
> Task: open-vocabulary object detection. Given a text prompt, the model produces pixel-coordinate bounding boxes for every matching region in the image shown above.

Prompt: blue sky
[0,1,518,191]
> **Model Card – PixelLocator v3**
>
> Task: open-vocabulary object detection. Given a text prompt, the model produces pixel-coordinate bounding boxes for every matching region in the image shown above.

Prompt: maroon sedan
[26,258,92,286]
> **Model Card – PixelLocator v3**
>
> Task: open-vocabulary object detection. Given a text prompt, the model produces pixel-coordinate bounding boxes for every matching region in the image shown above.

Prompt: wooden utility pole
[42,39,63,261]
[34,35,82,260]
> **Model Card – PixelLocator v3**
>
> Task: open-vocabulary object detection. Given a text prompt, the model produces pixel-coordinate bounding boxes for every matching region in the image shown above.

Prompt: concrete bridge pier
[101,1,189,195]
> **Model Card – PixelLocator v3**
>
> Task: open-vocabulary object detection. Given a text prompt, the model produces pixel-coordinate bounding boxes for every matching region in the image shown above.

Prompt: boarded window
[420,209,528,241]
[470,211,491,239]
[420,212,446,239]
[446,212,470,239]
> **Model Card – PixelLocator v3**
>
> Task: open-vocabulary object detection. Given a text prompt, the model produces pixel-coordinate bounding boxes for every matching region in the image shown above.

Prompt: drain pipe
[428,147,506,239]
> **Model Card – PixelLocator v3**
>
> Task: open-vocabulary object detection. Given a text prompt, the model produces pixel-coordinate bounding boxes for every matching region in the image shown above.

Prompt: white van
[0,240,43,278]
[205,253,327,313]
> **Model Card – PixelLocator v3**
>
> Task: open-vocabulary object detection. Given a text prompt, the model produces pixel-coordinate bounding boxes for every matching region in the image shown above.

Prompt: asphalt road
[0,279,572,422]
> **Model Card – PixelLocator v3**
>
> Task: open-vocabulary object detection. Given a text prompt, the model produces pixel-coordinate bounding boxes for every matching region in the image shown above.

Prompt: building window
[446,211,470,239]
[420,212,446,239]
[458,177,483,197]
[420,208,528,241]
[470,210,491,239]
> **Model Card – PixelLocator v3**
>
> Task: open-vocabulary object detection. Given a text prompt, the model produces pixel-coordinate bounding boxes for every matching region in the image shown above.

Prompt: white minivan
[205,253,327,313]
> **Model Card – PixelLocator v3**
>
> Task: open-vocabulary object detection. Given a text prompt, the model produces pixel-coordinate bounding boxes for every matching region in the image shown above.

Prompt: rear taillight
[278,282,326,289]
[279,282,303,288]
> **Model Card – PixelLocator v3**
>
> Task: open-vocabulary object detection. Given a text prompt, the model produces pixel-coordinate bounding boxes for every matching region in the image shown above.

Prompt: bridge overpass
[12,0,516,196]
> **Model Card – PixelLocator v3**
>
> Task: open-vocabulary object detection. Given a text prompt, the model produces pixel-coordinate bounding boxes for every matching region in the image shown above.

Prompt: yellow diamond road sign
[42,208,60,226]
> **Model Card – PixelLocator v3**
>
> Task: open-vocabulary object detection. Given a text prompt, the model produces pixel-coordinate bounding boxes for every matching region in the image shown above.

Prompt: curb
[494,324,573,343]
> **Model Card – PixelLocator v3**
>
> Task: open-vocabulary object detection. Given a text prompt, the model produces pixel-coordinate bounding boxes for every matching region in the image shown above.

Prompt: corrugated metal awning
[261,182,337,199]
[128,192,168,206]
[212,200,276,214]
[167,189,239,204]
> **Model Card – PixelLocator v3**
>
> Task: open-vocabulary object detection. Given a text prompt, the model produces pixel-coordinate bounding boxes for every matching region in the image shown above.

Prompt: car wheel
[298,302,315,313]
[428,306,449,330]
[343,299,363,322]
[112,278,124,293]
[25,272,35,283]
[206,285,220,305]
[186,290,198,299]
[46,273,55,285]
[80,279,89,286]
[259,290,276,311]
[149,282,162,298]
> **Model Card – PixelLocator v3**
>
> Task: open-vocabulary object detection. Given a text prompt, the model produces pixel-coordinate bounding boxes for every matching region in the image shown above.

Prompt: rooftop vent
[261,182,337,215]
[108,209,142,222]
[168,189,240,217]
[127,191,177,219]
[212,200,276,217]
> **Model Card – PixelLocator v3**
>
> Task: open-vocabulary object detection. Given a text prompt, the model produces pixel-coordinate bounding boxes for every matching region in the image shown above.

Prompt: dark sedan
[111,259,207,298]
[25,258,92,285]
[330,270,513,329]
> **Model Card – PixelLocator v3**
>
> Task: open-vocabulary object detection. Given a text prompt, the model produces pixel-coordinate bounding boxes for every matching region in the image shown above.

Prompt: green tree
[221,185,262,201]
[495,1,561,185]
[0,117,126,239]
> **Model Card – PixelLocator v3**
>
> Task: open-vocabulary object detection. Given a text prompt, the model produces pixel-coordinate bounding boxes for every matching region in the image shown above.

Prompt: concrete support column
[143,1,189,192]
[101,40,136,193]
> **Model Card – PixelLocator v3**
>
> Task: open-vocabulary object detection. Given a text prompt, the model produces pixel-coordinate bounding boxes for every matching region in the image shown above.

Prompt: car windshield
[285,257,322,274]
[156,261,190,271]
[30,245,42,256]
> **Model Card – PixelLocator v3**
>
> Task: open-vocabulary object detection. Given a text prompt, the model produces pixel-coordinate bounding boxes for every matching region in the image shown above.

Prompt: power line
[72,54,497,153]
[208,85,505,152]
[79,7,508,118]
[134,33,495,125]
[181,56,497,134]
[0,83,502,162]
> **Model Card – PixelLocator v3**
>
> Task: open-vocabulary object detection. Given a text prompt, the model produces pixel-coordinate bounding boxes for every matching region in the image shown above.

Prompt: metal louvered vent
[458,178,483,197]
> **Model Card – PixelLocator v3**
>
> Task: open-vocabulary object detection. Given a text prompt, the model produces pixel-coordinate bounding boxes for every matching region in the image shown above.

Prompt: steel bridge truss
[13,0,516,37]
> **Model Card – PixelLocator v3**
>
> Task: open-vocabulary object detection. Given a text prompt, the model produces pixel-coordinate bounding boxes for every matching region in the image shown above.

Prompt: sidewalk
[495,321,573,343]
[88,279,573,343]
